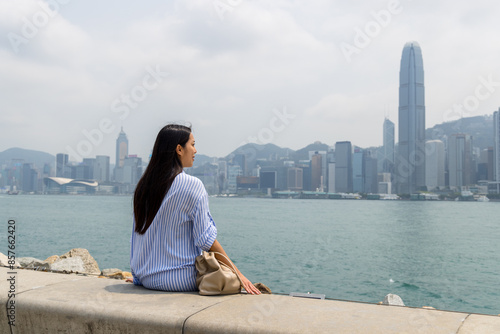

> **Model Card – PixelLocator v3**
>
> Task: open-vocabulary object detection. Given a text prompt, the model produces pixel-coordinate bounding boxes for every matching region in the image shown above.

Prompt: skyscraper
[335,141,353,193]
[115,127,129,168]
[448,134,473,190]
[397,41,426,194]
[56,153,68,177]
[95,155,110,182]
[352,148,364,193]
[363,150,378,194]
[114,127,129,182]
[494,109,500,192]
[425,140,445,190]
[380,118,395,173]
[310,153,322,191]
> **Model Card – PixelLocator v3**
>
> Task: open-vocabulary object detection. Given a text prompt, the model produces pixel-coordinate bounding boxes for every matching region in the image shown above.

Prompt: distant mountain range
[1,115,495,169]
[425,115,493,150]
[0,147,55,168]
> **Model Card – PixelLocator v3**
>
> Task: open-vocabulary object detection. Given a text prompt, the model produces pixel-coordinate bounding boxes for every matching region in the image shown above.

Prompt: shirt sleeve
[192,190,217,251]
[129,222,143,286]
[131,268,143,286]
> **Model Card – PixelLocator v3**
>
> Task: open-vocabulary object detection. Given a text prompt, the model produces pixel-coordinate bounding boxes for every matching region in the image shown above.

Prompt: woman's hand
[209,239,261,295]
[125,278,133,283]
[239,273,261,295]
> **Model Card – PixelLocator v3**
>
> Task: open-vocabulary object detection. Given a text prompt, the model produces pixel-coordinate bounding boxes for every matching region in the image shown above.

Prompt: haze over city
[1,0,500,162]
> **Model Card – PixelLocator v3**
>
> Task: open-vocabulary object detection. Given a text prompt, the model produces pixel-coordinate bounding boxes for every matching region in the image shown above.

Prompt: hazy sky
[1,0,500,161]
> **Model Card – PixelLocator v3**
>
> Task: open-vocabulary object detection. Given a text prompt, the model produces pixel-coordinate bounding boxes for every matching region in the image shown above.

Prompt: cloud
[1,0,500,160]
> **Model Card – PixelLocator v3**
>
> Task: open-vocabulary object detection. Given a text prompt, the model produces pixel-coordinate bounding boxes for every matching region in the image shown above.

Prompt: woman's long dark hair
[133,124,192,234]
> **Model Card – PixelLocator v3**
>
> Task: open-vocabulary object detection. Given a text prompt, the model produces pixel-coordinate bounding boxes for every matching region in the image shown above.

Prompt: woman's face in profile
[177,133,197,168]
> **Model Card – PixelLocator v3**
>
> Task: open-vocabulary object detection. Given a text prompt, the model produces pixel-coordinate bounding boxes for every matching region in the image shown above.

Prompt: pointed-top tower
[115,127,129,169]
[397,41,426,194]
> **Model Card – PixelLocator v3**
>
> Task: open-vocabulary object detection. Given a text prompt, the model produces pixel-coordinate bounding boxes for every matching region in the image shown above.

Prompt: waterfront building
[378,173,392,194]
[22,163,38,193]
[378,118,395,174]
[72,164,92,180]
[260,170,276,189]
[82,158,96,180]
[310,153,322,191]
[448,134,473,190]
[353,148,364,193]
[494,110,500,187]
[328,162,335,193]
[364,150,378,194]
[287,167,303,190]
[95,155,110,182]
[477,148,493,182]
[227,164,242,193]
[396,41,426,194]
[114,127,129,182]
[425,140,445,191]
[309,151,327,191]
[115,127,129,168]
[233,154,247,176]
[297,160,312,191]
[191,162,219,195]
[335,141,353,193]
[486,148,494,181]
[123,155,142,188]
[217,160,228,193]
[44,177,97,194]
[56,153,68,177]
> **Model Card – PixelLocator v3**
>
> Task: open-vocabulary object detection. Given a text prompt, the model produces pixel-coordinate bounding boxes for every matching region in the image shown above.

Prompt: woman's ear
[176,144,183,156]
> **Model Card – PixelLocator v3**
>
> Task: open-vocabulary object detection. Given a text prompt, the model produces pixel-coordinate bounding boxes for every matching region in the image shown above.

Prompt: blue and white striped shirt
[130,171,217,291]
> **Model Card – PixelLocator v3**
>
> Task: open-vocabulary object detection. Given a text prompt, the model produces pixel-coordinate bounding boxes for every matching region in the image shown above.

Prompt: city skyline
[1,109,498,195]
[2,1,500,160]
[0,110,496,163]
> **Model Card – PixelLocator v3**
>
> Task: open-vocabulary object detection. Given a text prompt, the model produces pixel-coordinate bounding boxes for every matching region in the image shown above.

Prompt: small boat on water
[8,185,19,195]
[476,195,490,202]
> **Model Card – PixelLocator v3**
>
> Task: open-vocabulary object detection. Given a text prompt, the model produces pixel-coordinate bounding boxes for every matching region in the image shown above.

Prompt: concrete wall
[1,267,499,333]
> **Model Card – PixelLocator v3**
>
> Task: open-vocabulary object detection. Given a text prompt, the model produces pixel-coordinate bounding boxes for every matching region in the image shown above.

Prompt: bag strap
[209,251,243,286]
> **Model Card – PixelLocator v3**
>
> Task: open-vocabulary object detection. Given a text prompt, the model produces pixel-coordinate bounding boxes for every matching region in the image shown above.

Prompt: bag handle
[209,251,243,287]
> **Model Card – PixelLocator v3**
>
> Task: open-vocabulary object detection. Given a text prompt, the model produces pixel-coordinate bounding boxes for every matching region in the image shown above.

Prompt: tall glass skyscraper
[114,127,129,182]
[494,109,500,190]
[335,141,353,193]
[115,127,129,168]
[397,41,426,194]
[382,118,395,173]
[56,153,68,177]
[448,134,473,189]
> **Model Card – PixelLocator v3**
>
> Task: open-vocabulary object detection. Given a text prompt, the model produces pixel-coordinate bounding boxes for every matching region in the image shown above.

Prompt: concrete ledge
[1,267,499,333]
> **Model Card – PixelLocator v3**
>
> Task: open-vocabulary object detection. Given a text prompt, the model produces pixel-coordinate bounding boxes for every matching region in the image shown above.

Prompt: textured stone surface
[102,268,122,276]
[108,271,133,280]
[17,257,43,267]
[26,260,50,271]
[44,255,60,264]
[383,294,405,306]
[0,252,20,268]
[3,267,500,334]
[50,257,85,273]
[59,248,100,275]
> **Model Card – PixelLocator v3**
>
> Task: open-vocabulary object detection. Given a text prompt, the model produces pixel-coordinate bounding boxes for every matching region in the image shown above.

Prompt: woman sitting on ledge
[128,124,260,295]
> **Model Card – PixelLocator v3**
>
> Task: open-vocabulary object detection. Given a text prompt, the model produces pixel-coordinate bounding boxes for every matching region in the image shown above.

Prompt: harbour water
[1,194,499,315]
